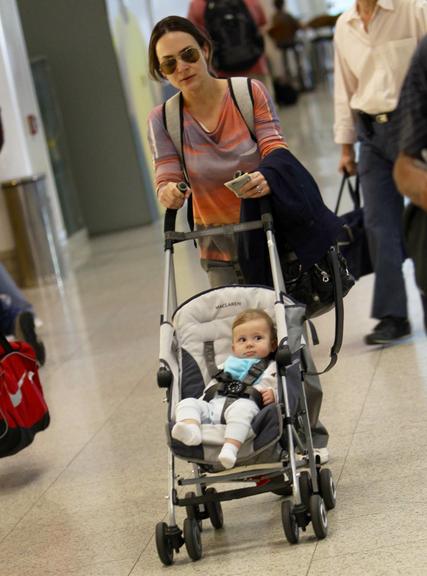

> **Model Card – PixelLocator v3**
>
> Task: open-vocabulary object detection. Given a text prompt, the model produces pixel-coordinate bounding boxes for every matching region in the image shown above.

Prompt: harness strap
[203,341,218,379]
[203,380,264,415]
[241,357,269,385]
[202,353,268,422]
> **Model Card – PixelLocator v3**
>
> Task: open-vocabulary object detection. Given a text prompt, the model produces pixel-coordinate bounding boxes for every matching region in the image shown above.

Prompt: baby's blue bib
[222,356,261,383]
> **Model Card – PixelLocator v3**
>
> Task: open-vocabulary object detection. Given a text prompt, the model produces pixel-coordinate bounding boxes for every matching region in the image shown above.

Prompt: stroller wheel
[310,494,328,539]
[319,468,336,510]
[299,471,312,509]
[183,517,203,561]
[281,500,300,544]
[155,522,174,566]
[205,487,224,529]
[185,491,203,531]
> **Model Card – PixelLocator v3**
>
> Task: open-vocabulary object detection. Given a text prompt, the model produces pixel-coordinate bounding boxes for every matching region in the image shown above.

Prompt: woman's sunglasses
[159,46,201,76]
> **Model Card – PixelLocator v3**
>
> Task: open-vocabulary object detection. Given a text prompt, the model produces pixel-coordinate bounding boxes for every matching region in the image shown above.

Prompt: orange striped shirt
[148,80,286,261]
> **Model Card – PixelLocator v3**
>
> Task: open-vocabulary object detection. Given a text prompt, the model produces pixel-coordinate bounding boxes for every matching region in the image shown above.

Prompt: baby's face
[232,318,274,359]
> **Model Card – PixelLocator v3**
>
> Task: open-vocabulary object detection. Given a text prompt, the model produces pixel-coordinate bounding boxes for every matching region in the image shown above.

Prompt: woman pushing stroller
[147,15,342,288]
[147,15,347,462]
[148,19,342,562]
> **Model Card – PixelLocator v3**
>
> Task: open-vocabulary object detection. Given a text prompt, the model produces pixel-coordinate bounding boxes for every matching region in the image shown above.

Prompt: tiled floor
[1,84,426,576]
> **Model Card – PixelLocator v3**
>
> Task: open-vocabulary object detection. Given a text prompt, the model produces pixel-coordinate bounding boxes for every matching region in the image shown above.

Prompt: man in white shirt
[333,0,427,345]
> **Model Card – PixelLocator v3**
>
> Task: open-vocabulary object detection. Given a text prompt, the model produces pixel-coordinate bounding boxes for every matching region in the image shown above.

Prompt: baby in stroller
[172,308,278,468]
[156,282,337,564]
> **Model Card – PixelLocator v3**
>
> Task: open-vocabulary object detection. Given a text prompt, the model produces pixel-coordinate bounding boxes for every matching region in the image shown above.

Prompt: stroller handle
[163,182,188,234]
[164,207,179,234]
[164,194,273,236]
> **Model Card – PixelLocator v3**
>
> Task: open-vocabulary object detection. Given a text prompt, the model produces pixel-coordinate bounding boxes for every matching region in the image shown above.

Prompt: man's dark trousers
[357,117,408,320]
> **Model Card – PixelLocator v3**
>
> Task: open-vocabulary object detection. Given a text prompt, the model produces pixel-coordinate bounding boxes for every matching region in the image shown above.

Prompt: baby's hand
[261,388,275,406]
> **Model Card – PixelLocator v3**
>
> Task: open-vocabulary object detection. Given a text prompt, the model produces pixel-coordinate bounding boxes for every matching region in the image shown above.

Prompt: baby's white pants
[175,396,260,444]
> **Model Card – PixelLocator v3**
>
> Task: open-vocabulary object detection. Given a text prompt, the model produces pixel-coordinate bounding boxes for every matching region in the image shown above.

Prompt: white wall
[149,0,189,26]
[0,0,64,253]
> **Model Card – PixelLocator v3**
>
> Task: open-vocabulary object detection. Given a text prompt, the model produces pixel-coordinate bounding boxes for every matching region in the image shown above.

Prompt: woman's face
[156,31,210,92]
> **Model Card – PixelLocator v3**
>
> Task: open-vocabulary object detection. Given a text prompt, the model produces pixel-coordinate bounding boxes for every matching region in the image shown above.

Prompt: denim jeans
[357,118,408,319]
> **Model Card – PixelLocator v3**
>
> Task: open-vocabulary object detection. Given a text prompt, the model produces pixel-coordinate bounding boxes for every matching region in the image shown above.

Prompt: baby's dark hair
[232,308,277,343]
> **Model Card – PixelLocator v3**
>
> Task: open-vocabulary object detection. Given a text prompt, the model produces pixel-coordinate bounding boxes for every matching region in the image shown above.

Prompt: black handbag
[281,246,355,319]
[335,172,373,280]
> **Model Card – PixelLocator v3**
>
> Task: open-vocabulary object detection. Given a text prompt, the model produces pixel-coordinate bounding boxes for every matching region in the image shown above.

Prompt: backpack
[0,332,50,458]
[204,0,265,72]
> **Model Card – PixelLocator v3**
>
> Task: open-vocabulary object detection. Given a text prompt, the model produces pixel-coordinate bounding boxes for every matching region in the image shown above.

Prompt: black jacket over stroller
[155,199,337,565]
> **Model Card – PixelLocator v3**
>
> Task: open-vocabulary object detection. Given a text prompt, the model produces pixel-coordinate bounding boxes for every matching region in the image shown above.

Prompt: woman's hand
[238,171,271,199]
[157,182,191,209]
[261,388,275,406]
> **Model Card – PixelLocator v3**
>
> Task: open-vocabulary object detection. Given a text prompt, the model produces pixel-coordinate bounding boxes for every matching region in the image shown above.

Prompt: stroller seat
[163,285,304,471]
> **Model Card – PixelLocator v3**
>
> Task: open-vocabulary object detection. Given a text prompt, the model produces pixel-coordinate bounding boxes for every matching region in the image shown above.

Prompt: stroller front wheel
[319,468,336,510]
[310,494,328,539]
[205,487,224,529]
[183,517,203,561]
[281,500,300,544]
[155,522,174,566]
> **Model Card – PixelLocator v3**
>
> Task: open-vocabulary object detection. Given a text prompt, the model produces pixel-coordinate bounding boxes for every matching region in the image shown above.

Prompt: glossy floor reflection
[1,84,426,576]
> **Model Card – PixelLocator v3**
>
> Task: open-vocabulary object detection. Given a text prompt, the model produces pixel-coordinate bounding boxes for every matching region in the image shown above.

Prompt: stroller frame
[155,199,336,565]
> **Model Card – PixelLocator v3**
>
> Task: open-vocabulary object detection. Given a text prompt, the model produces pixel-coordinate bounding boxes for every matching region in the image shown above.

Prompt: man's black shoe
[14,311,46,366]
[365,317,411,345]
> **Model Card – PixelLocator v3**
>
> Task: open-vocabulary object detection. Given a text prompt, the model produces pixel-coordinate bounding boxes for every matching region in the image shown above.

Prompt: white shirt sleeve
[333,31,358,145]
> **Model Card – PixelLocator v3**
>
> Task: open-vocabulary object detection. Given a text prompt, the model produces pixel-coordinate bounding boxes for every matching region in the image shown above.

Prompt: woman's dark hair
[148,15,213,81]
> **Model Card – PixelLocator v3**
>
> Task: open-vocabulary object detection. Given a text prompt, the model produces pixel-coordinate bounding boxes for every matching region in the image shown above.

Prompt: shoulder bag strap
[228,77,256,140]
[163,91,190,184]
[163,91,194,229]
[305,247,344,375]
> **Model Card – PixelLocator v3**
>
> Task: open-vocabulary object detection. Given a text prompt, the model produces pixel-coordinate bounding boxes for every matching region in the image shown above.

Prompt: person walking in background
[333,0,427,345]
[0,110,46,365]
[393,34,427,332]
[0,264,46,366]
[187,0,271,86]
[268,0,301,48]
[267,0,306,92]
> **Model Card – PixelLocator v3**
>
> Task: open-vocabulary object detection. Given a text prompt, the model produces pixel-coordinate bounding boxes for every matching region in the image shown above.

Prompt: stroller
[155,199,337,565]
